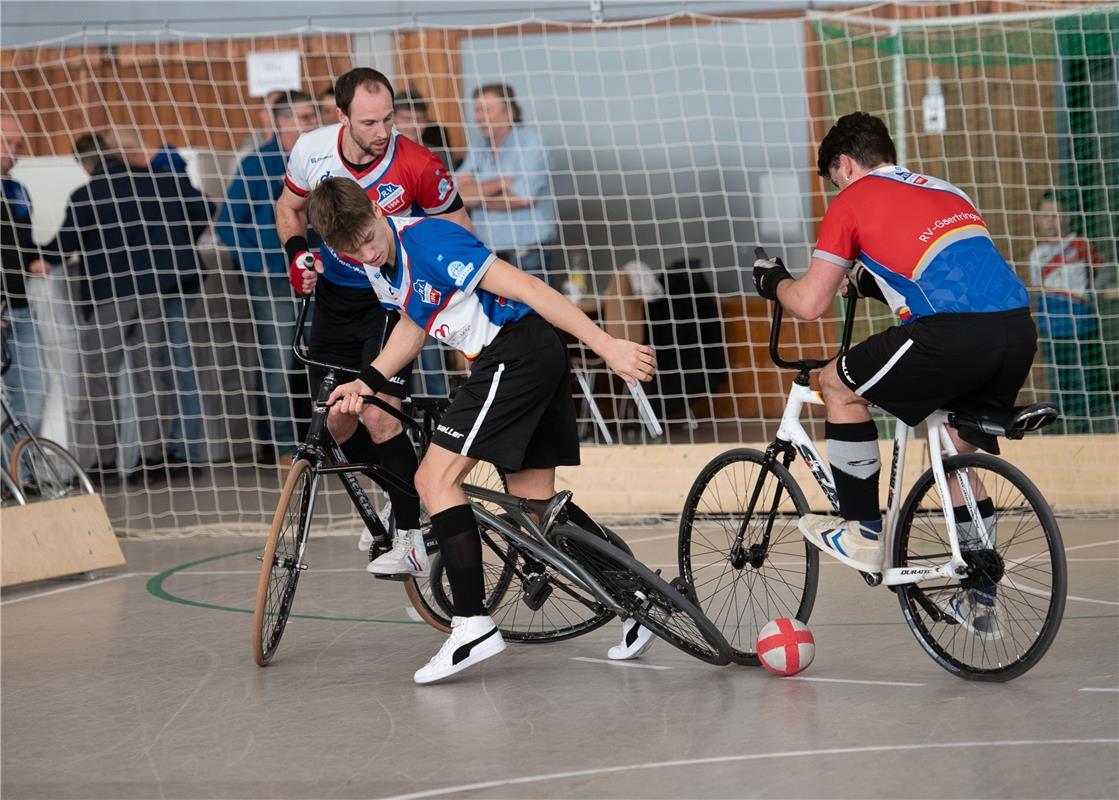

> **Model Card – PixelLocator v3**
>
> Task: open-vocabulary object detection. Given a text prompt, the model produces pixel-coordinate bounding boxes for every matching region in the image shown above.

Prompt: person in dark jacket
[0,112,50,446]
[41,133,211,474]
[215,91,319,463]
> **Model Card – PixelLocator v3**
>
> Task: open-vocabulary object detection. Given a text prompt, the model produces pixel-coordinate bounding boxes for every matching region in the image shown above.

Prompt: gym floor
[2,518,1116,799]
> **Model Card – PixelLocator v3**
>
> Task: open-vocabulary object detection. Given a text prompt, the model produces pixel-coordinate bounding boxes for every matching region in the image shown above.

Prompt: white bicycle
[678,280,1067,681]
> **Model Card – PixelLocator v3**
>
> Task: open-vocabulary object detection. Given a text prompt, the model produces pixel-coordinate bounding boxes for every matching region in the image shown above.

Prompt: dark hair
[271,90,313,120]
[394,89,428,116]
[73,132,110,168]
[816,111,897,177]
[317,85,335,101]
[334,68,394,116]
[472,83,522,124]
[308,177,377,253]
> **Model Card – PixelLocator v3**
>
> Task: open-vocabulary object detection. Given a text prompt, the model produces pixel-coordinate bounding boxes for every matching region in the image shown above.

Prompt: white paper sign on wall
[246,51,302,98]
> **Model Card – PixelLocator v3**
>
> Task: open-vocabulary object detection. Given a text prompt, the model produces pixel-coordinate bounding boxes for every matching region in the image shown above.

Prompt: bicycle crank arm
[881,560,968,587]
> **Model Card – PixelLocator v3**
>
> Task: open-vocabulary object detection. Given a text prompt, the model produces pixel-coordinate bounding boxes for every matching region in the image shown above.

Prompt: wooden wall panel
[1,34,351,155]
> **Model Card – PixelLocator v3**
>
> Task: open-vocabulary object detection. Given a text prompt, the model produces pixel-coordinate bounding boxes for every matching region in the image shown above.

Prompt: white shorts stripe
[462,362,505,456]
[855,338,914,395]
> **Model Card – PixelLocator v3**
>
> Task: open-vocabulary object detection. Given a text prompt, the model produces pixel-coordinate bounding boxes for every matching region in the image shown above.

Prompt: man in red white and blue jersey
[276,68,472,576]
[752,113,1035,635]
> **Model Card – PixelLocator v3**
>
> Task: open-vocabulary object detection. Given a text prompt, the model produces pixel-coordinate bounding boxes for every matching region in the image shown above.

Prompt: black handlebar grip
[754,246,769,261]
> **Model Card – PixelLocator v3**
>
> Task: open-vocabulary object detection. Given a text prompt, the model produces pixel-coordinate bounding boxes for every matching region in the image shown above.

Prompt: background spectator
[41,133,211,478]
[393,89,455,171]
[317,85,338,123]
[215,90,319,464]
[109,127,213,467]
[1028,191,1113,433]
[0,111,50,447]
[455,83,558,285]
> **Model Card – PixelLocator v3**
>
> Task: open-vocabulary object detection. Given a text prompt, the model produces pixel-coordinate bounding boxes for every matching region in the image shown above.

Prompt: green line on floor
[145,547,425,625]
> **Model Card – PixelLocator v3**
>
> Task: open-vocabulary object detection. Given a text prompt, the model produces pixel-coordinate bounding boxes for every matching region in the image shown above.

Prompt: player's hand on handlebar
[327,378,373,416]
[752,252,792,301]
[601,337,657,386]
[289,251,324,296]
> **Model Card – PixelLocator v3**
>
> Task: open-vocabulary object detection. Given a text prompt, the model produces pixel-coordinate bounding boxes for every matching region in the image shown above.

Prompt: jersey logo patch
[377,182,407,214]
[437,177,452,200]
[413,280,442,305]
[447,260,474,287]
[317,171,333,184]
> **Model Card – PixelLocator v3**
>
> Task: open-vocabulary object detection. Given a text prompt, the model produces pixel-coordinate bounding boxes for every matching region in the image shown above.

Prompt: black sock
[336,426,378,465]
[375,431,421,529]
[431,504,485,617]
[826,420,881,525]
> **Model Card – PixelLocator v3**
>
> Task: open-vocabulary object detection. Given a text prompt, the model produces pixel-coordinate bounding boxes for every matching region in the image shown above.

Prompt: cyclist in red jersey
[753,112,1036,636]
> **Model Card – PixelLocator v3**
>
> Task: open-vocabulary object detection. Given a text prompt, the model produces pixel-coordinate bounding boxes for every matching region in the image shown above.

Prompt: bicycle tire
[428,514,614,642]
[678,448,818,665]
[894,453,1067,682]
[402,461,511,634]
[9,436,95,500]
[252,458,317,666]
[555,526,732,665]
[1,467,27,506]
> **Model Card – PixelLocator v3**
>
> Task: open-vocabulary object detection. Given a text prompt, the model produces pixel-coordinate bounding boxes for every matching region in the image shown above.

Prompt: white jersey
[283,124,459,288]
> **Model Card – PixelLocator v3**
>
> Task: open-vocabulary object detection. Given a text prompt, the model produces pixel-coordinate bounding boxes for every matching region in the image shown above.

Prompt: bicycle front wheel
[555,526,732,665]
[678,448,818,664]
[9,437,95,500]
[252,458,317,666]
[894,453,1067,682]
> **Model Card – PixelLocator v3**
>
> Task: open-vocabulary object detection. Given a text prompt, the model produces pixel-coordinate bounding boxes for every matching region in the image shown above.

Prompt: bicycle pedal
[522,573,553,611]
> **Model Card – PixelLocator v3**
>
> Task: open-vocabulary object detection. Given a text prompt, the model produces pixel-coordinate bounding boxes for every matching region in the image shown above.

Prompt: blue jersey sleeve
[403,218,497,297]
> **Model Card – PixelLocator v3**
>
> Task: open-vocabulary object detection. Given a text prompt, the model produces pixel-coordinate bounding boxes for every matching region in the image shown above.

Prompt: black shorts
[431,315,580,473]
[837,309,1037,439]
[307,278,411,399]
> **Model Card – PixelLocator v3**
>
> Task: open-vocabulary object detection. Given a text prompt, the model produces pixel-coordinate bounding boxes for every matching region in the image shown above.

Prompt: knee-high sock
[431,504,485,617]
[374,431,421,530]
[826,420,881,526]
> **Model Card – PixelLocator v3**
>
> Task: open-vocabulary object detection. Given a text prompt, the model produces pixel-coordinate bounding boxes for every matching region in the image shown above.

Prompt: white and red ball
[756,617,815,676]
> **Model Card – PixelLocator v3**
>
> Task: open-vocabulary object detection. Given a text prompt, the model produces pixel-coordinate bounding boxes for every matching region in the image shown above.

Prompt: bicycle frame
[766,298,977,588]
[462,483,628,618]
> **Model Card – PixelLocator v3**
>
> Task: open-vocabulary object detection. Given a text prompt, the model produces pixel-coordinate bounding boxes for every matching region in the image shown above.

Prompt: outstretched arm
[479,259,656,385]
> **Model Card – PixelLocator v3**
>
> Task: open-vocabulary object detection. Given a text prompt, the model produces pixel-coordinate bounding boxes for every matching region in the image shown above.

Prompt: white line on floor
[0,572,143,605]
[570,656,672,671]
[376,738,1119,800]
[1079,687,1119,693]
[784,676,925,687]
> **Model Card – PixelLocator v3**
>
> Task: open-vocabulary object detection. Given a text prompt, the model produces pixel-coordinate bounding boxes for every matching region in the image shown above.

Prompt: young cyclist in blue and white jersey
[307,177,659,684]
[752,112,1036,638]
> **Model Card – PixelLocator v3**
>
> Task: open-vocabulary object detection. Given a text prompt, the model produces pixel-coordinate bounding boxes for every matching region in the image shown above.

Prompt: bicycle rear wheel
[894,453,1067,682]
[252,458,317,666]
[555,526,732,665]
[9,436,95,500]
[428,514,614,642]
[678,448,818,664]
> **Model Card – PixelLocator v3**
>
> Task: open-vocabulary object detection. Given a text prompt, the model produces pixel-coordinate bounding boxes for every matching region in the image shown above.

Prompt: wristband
[359,364,389,393]
[284,235,310,266]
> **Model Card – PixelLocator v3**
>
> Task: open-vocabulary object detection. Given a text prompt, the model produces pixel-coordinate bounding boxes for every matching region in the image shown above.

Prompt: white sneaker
[414,615,506,685]
[799,514,884,573]
[358,502,393,552]
[937,589,1003,640]
[367,528,428,577]
[608,617,655,660]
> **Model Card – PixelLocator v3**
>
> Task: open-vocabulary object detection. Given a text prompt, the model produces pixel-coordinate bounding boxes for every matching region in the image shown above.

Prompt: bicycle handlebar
[755,246,858,373]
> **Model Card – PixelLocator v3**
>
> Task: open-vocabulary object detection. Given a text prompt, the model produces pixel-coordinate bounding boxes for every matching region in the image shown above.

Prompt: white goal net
[1,2,1115,533]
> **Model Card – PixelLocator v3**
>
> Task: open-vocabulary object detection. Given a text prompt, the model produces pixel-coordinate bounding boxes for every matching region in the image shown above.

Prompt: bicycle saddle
[521,490,573,532]
[949,402,1060,440]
